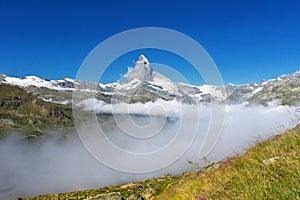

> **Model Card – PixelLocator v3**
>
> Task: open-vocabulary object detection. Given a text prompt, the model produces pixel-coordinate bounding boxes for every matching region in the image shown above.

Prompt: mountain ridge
[1,55,300,105]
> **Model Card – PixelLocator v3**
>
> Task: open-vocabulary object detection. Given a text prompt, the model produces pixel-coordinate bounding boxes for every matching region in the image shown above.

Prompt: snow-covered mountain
[1,55,300,105]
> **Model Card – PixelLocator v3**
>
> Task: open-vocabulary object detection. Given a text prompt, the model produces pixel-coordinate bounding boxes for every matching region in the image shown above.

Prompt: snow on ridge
[136,54,149,64]
[151,76,178,94]
[4,76,54,89]
[252,86,263,94]
[199,85,226,100]
[2,75,75,91]
[116,78,141,90]
[63,78,80,85]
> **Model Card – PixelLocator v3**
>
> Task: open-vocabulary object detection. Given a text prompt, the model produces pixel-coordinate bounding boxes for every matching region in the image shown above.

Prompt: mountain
[0,84,74,134]
[249,71,300,105]
[1,55,300,106]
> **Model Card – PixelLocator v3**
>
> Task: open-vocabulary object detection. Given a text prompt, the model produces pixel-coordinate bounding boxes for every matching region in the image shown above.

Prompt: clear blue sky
[0,0,299,85]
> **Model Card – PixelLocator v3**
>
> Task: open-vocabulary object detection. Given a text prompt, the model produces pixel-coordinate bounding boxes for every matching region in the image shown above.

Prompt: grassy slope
[21,174,180,200]
[22,124,300,200]
[159,125,300,200]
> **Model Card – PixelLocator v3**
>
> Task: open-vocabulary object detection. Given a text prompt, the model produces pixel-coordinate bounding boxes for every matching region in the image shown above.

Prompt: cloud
[0,101,299,199]
[77,98,182,117]
[42,98,71,105]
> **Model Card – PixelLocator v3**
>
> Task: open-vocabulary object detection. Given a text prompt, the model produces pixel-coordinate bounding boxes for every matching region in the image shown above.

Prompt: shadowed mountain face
[0,55,300,105]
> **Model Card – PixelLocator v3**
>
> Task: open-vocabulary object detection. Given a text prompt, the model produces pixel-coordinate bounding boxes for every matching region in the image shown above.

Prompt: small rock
[84,192,123,200]
[128,194,144,200]
[263,156,280,165]
[120,183,142,189]
[142,188,155,199]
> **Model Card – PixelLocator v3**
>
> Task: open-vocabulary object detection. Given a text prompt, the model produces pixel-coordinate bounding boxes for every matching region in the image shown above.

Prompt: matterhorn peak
[136,54,149,64]
[125,55,153,82]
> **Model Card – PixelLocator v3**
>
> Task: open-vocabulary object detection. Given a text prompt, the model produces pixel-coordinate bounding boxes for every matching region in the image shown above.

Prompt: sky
[0,0,299,85]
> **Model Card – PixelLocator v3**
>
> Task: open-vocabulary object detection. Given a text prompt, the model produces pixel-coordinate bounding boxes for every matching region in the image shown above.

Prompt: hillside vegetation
[20,124,300,200]
[159,124,300,200]
[0,84,74,134]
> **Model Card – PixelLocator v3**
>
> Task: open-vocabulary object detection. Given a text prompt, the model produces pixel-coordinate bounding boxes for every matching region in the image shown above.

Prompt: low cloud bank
[77,98,183,117]
[0,101,299,199]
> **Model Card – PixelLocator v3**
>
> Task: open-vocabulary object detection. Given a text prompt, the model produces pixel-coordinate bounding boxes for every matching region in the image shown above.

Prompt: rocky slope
[0,84,74,134]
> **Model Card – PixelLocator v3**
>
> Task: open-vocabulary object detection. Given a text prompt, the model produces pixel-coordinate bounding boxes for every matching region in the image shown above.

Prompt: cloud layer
[0,101,299,199]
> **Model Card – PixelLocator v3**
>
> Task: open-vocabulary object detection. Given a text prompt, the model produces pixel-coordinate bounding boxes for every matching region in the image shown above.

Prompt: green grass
[159,125,300,200]
[21,124,300,200]
[21,174,180,200]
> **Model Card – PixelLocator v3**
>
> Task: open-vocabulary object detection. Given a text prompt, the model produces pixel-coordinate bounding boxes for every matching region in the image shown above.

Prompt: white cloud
[0,101,299,199]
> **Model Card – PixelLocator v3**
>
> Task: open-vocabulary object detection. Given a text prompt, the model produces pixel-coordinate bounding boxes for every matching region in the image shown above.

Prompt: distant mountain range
[1,55,300,106]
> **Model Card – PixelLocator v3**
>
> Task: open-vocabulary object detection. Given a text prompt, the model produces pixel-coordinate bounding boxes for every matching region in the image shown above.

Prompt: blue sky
[0,0,299,85]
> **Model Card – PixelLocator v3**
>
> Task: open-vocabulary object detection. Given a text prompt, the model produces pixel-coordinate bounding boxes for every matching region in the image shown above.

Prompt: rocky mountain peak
[136,54,149,65]
[126,55,153,82]
[0,74,5,82]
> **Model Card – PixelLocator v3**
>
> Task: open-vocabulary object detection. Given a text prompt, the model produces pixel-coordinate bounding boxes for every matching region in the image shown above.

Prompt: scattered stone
[84,192,123,200]
[128,193,144,200]
[0,118,15,126]
[263,156,280,165]
[120,183,143,189]
[142,188,155,199]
